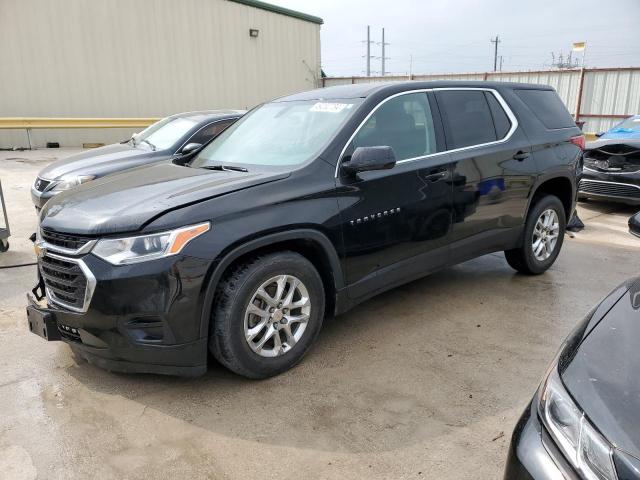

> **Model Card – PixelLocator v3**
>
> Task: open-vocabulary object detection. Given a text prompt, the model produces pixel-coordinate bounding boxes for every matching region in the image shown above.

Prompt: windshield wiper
[200,164,248,172]
[140,139,156,151]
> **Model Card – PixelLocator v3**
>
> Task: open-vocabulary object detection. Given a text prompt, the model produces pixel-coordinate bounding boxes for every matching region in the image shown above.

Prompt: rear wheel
[505,195,566,275]
[0,239,8,253]
[209,251,325,379]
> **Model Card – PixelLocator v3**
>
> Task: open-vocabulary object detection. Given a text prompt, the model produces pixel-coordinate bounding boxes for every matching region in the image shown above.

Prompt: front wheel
[505,195,566,275]
[209,251,325,379]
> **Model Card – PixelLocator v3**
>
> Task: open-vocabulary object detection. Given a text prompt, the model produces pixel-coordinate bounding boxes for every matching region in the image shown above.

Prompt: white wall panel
[0,0,321,147]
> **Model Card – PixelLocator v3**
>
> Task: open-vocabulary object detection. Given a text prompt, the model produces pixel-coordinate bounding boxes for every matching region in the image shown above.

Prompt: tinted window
[189,120,234,145]
[515,89,575,129]
[485,92,511,138]
[350,92,437,161]
[436,90,497,149]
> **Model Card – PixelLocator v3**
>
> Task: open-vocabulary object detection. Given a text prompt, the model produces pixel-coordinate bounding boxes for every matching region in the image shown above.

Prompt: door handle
[424,171,448,182]
[513,151,530,161]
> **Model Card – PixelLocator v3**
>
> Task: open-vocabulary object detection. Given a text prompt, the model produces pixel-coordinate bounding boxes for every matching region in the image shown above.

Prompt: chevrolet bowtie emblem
[34,240,46,258]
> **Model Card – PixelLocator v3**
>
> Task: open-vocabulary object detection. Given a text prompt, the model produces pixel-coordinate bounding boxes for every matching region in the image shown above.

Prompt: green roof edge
[228,0,323,25]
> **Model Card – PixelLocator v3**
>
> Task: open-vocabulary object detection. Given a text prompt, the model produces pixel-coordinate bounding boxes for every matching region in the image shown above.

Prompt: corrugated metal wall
[0,0,321,147]
[324,68,640,133]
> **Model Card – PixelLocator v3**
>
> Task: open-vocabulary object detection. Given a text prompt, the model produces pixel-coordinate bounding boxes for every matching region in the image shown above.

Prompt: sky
[268,0,640,77]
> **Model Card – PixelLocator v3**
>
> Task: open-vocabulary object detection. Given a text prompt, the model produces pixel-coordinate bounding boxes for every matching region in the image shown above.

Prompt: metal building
[0,0,322,147]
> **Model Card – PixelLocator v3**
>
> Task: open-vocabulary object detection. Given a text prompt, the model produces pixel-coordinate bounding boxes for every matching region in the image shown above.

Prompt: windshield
[135,116,198,150]
[191,99,363,168]
[610,116,640,133]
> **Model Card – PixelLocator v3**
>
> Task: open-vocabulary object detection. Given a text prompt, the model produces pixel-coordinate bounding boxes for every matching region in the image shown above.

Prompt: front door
[335,91,453,299]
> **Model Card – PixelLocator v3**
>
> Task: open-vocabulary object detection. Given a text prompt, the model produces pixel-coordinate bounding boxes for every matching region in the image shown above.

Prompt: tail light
[570,135,585,150]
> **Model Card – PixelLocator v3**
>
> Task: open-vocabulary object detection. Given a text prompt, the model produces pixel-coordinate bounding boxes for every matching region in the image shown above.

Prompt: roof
[171,110,246,122]
[275,80,555,102]
[228,0,323,25]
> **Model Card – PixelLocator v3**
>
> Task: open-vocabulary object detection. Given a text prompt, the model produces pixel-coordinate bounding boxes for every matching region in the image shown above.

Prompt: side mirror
[180,142,203,155]
[342,146,396,175]
[595,132,605,138]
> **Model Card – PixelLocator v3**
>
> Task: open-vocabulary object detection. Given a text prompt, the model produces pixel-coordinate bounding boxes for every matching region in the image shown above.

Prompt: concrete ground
[1,149,638,480]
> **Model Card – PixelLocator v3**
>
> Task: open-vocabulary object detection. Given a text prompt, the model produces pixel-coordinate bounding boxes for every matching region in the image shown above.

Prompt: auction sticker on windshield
[310,102,352,113]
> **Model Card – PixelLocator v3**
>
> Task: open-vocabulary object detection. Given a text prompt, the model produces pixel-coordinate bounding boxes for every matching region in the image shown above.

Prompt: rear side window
[435,90,497,149]
[485,92,511,138]
[515,89,575,129]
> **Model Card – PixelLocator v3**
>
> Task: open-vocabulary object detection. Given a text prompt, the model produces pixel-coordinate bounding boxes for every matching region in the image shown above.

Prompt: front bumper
[579,169,640,205]
[31,186,58,210]
[27,252,211,376]
[504,401,580,480]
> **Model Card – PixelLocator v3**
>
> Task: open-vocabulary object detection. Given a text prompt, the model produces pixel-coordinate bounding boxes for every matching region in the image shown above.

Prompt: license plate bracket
[26,305,61,341]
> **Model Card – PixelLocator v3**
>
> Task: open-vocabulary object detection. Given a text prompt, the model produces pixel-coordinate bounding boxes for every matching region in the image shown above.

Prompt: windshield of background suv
[191,99,363,167]
[136,116,198,150]
[610,116,640,133]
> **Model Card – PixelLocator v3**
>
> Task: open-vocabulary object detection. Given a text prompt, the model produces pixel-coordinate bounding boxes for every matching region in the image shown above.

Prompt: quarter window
[485,92,512,139]
[436,90,498,149]
[350,92,437,161]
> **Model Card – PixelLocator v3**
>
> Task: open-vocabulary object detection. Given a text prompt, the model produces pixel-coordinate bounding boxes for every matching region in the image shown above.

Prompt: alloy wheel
[243,275,311,357]
[532,208,560,261]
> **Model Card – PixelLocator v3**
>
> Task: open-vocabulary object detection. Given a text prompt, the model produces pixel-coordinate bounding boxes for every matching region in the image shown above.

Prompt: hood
[40,163,288,235]
[601,128,640,140]
[585,138,640,151]
[562,278,640,460]
[38,143,159,180]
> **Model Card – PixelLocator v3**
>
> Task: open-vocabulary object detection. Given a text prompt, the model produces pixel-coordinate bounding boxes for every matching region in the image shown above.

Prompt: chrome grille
[34,177,53,192]
[41,229,92,251]
[579,180,640,199]
[40,254,89,311]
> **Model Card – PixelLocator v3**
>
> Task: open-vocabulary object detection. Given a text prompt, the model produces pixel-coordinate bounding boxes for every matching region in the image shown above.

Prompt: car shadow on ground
[63,254,570,453]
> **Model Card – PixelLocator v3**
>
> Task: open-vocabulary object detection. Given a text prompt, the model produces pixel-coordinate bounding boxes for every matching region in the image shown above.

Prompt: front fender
[197,228,344,339]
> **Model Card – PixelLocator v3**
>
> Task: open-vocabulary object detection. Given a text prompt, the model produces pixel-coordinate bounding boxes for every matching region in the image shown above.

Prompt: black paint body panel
[31,81,580,375]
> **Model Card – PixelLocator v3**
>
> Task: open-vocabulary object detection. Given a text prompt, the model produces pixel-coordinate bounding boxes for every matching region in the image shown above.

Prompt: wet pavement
[1,149,638,479]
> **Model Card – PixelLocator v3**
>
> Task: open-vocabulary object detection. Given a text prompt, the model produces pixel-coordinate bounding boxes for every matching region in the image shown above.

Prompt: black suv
[26,81,583,378]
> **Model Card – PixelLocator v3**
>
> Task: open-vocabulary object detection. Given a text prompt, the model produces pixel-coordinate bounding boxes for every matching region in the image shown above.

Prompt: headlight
[92,222,209,265]
[540,366,617,480]
[51,175,95,192]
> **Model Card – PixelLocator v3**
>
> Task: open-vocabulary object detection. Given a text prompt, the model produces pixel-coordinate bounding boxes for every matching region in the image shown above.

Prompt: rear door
[433,88,536,259]
[336,91,454,298]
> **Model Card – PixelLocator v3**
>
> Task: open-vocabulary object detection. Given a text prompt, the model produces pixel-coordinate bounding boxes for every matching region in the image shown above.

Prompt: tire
[0,239,8,253]
[505,195,566,275]
[209,251,325,379]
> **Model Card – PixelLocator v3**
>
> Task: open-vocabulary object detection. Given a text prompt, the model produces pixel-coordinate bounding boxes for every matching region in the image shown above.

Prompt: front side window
[350,92,437,161]
[436,90,498,149]
[192,99,363,168]
[137,117,199,150]
[189,120,234,145]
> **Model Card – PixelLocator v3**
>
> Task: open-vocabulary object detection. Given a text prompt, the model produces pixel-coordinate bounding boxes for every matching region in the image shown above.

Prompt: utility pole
[366,25,371,76]
[499,55,503,71]
[490,35,501,71]
[380,27,390,76]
